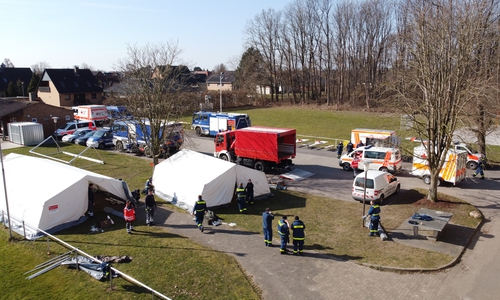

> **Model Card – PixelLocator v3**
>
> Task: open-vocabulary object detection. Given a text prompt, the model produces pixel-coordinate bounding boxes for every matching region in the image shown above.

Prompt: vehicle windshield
[92,131,107,138]
[354,178,374,189]
[82,131,96,138]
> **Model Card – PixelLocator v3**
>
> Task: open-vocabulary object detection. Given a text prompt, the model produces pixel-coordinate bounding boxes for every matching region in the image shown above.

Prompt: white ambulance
[339,145,402,173]
[411,145,467,185]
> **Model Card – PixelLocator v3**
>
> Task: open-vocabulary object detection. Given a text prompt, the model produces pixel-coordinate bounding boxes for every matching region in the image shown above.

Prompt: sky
[0,0,292,72]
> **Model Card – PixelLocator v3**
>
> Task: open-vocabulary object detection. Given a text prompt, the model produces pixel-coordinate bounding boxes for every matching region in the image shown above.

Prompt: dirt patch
[411,198,459,210]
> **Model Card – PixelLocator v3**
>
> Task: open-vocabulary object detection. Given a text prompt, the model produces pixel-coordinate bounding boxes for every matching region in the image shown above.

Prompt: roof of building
[0,98,38,118]
[41,67,103,94]
[207,72,235,84]
[0,67,33,91]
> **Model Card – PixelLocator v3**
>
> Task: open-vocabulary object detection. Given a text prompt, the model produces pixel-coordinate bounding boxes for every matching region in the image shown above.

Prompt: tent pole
[0,141,13,240]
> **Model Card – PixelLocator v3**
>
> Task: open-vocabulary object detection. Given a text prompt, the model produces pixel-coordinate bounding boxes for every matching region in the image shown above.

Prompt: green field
[0,107,488,299]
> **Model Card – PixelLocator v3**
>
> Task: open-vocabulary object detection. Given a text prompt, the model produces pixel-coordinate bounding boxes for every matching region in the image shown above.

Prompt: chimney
[74,66,79,74]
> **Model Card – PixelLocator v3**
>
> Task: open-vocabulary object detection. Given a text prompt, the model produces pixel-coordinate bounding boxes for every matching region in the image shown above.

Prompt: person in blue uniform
[278,216,290,254]
[245,179,254,205]
[336,142,344,158]
[262,208,274,247]
[236,183,247,213]
[365,200,381,236]
[291,216,306,255]
[473,156,486,179]
[193,195,207,233]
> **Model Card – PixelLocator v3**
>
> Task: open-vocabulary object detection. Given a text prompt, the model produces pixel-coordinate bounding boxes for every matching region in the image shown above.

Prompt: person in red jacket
[123,200,136,234]
[351,152,361,178]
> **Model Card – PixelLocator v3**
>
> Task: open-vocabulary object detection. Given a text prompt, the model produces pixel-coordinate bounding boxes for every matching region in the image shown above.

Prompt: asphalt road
[184,131,500,299]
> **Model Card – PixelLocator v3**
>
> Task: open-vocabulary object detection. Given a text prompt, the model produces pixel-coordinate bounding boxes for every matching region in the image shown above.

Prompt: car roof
[354,170,390,179]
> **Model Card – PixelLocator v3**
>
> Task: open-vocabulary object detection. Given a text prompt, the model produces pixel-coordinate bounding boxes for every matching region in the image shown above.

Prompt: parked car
[54,120,96,139]
[352,170,400,204]
[61,129,95,143]
[74,131,97,145]
[86,129,114,149]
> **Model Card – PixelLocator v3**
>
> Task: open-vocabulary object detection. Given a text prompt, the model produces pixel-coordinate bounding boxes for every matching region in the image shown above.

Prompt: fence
[296,134,350,151]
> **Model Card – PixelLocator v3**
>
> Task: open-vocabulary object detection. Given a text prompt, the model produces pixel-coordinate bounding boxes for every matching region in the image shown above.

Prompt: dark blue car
[86,129,114,149]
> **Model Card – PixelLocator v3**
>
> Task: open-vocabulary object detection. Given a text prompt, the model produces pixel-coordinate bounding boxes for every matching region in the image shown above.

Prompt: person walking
[346,141,354,154]
[236,183,247,213]
[123,200,136,234]
[262,208,274,247]
[88,183,95,217]
[193,195,207,233]
[336,142,344,159]
[365,200,381,236]
[278,216,290,254]
[145,189,157,226]
[473,155,487,179]
[245,179,254,205]
[291,216,306,256]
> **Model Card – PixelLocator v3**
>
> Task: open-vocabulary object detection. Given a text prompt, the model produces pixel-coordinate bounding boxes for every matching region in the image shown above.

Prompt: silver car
[61,129,94,143]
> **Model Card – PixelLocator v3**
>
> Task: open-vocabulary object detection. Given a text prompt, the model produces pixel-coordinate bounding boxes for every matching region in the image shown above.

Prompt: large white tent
[0,153,133,239]
[153,149,271,213]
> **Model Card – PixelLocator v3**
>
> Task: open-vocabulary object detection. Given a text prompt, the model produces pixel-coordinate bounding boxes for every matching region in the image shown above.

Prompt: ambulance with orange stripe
[411,145,467,186]
[351,128,399,148]
[339,145,402,173]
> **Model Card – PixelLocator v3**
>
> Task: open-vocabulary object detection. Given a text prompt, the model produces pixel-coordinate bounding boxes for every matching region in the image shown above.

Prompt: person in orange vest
[123,200,136,234]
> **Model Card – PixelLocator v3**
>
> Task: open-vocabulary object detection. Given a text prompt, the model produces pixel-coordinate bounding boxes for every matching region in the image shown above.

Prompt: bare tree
[31,61,51,75]
[213,63,228,74]
[115,41,192,165]
[392,0,499,201]
[2,58,14,68]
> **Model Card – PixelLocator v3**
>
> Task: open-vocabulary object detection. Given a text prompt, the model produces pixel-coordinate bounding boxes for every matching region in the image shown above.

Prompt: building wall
[207,83,233,91]
[3,102,74,138]
[37,81,103,107]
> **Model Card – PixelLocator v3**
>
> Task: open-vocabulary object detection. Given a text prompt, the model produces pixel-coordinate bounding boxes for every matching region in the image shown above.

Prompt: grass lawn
[180,106,500,163]
[0,106,488,298]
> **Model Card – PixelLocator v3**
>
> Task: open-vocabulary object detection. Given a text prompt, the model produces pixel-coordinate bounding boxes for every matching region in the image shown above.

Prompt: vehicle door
[103,131,114,147]
[384,174,397,196]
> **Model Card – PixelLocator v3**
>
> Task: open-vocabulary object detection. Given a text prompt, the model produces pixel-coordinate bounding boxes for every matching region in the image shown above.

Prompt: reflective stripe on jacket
[292,220,305,240]
[278,219,289,236]
[123,207,136,221]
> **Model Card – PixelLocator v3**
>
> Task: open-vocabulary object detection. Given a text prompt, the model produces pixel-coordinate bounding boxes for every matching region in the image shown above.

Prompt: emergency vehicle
[454,142,480,169]
[411,145,467,186]
[350,128,400,149]
[339,145,402,173]
[191,111,251,136]
[74,105,108,127]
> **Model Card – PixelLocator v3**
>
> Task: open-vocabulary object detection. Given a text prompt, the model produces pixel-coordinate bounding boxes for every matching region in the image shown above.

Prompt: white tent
[0,153,133,239]
[153,149,271,213]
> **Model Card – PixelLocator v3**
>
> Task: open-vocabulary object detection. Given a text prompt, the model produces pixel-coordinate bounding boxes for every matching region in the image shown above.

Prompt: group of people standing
[123,177,157,234]
[262,208,307,255]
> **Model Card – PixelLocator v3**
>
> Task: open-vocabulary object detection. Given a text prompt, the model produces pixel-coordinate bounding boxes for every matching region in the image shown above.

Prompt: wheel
[342,163,351,171]
[116,141,124,152]
[423,175,431,185]
[395,184,400,194]
[220,154,229,161]
[98,143,105,150]
[254,161,265,171]
[378,194,385,204]
[379,167,388,173]
[144,146,153,158]
[467,161,478,170]
[195,127,202,136]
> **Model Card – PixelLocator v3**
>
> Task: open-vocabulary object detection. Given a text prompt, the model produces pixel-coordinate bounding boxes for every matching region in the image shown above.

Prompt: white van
[352,170,400,204]
[54,120,96,139]
[339,145,402,173]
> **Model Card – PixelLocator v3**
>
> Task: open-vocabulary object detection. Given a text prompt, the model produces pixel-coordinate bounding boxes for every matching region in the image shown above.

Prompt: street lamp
[219,72,223,113]
[21,82,24,98]
[361,160,372,227]
[52,117,59,137]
